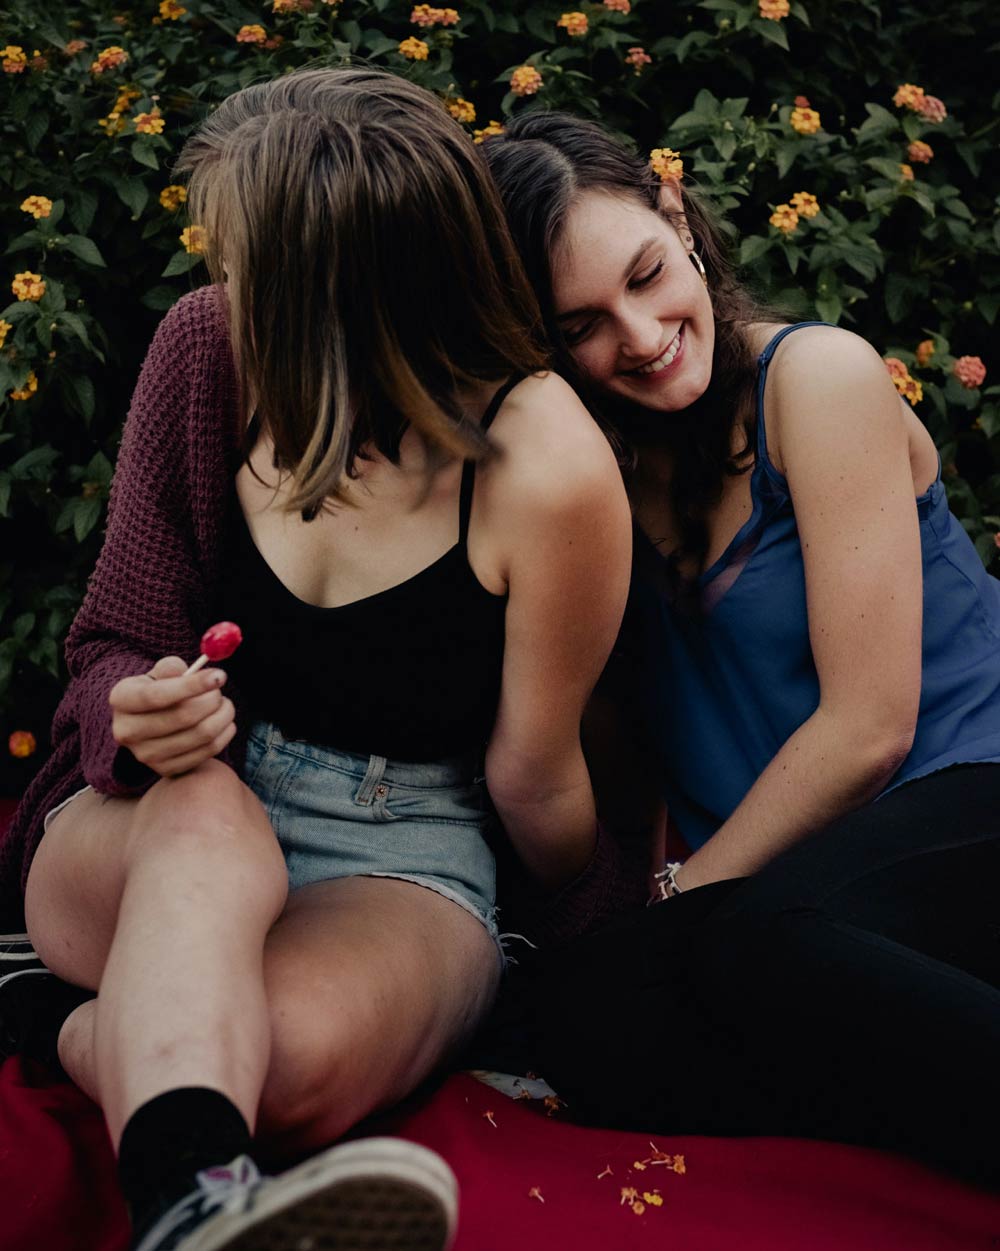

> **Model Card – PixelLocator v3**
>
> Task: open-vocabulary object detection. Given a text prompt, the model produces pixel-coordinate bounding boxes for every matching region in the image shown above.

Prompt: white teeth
[635,328,682,375]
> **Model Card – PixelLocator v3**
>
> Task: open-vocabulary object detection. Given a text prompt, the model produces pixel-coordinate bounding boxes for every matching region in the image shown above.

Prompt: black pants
[472,764,1000,1187]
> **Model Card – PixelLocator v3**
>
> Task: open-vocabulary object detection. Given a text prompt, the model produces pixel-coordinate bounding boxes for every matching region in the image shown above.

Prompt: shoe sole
[185,1138,458,1251]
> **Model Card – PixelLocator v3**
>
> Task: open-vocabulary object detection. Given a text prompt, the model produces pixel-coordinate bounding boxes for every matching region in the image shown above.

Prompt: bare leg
[24,760,288,1144]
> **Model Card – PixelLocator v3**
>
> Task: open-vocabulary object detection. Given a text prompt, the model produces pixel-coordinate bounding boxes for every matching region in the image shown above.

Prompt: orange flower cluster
[135,109,165,135]
[2,45,27,73]
[12,271,45,302]
[99,111,127,135]
[236,24,267,43]
[625,46,651,73]
[91,45,128,74]
[159,0,187,17]
[892,84,948,122]
[446,97,475,124]
[790,190,819,218]
[29,50,48,71]
[8,730,36,758]
[899,163,914,181]
[410,4,459,25]
[790,103,821,135]
[953,355,986,389]
[650,147,683,181]
[510,65,543,96]
[769,204,799,234]
[919,94,947,122]
[273,0,315,10]
[758,0,789,19]
[10,371,39,402]
[180,225,206,254]
[398,36,429,58]
[64,39,87,55]
[20,195,53,219]
[915,339,935,367]
[114,85,141,112]
[604,0,631,12]
[557,11,589,35]
[907,140,933,164]
[0,318,12,348]
[473,120,504,143]
[884,357,923,404]
[160,185,188,211]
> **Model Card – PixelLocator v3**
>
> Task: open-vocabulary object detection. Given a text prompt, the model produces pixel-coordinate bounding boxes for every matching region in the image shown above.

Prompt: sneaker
[0,933,44,973]
[133,1137,458,1251]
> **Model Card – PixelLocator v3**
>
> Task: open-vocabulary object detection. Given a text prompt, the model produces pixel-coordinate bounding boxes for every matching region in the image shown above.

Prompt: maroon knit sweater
[0,285,644,936]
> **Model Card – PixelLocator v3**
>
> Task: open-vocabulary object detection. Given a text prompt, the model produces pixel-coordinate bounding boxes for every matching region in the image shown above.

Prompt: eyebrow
[556,236,659,322]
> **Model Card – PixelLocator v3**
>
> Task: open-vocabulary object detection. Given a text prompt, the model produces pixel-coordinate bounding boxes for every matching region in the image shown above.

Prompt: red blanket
[2,1056,998,1251]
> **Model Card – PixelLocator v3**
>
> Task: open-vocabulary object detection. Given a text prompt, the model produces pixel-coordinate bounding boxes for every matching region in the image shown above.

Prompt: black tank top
[214,379,517,762]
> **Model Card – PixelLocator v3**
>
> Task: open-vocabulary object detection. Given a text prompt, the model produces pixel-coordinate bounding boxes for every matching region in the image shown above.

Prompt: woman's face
[552,188,715,412]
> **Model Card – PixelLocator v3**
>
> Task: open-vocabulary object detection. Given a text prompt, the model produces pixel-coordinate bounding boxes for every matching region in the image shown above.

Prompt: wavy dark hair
[480,111,783,589]
[177,67,549,518]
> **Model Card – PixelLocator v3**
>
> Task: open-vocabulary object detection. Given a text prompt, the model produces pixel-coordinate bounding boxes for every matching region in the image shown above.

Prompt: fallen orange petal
[483,1110,497,1128]
[597,1165,613,1179]
[528,1186,545,1203]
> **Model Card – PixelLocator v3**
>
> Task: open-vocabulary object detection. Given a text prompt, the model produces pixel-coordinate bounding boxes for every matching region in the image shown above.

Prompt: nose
[617,308,663,365]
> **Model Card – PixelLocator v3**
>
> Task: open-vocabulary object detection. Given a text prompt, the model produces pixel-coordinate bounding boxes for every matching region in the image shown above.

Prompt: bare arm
[676,329,923,889]
[482,375,633,890]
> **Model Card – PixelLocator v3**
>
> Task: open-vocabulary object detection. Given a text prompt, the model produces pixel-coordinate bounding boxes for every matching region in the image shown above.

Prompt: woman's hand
[109,655,236,777]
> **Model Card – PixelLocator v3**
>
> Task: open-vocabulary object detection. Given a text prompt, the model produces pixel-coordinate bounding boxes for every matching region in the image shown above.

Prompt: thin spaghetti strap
[459,373,525,542]
[755,322,828,476]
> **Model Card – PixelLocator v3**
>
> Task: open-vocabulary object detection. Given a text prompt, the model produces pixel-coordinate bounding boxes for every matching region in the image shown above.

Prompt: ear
[655,180,695,251]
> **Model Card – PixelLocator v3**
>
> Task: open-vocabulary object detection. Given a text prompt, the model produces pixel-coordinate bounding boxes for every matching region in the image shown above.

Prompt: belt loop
[354,754,388,806]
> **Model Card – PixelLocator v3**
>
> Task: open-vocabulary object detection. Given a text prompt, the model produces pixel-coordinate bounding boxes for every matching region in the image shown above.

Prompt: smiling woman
[478,110,1000,1188]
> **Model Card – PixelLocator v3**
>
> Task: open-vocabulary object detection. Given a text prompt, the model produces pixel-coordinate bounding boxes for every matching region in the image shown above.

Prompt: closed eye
[560,258,665,347]
[630,259,664,289]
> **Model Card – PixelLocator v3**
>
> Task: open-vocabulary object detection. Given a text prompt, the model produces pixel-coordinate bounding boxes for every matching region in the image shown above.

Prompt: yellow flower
[625,46,652,73]
[789,191,819,218]
[604,0,631,11]
[11,271,45,302]
[915,338,935,367]
[893,83,925,112]
[758,0,789,18]
[790,106,821,135]
[10,370,39,402]
[180,225,206,254]
[899,163,914,181]
[557,11,589,36]
[642,1192,664,1207]
[769,203,799,234]
[650,147,684,181]
[99,111,126,136]
[91,45,128,74]
[2,45,27,73]
[0,319,12,348]
[510,65,543,96]
[398,36,430,59]
[160,185,188,212]
[883,356,922,404]
[236,24,267,43]
[114,85,141,112]
[473,119,504,143]
[907,140,933,164]
[20,195,54,219]
[159,0,187,18]
[446,97,476,124]
[134,109,165,135]
[8,730,37,757]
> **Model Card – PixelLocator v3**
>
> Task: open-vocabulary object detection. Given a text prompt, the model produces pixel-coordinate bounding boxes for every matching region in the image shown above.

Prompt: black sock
[117,1087,254,1240]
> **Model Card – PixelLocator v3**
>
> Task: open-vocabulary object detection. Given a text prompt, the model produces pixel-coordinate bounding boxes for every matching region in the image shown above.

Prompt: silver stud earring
[689,251,708,285]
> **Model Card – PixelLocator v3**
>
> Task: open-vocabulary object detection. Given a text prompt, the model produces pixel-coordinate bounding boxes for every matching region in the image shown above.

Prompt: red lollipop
[184,621,243,676]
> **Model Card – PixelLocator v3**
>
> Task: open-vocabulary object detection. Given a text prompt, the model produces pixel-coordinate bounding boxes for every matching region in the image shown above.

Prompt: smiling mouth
[628,326,684,375]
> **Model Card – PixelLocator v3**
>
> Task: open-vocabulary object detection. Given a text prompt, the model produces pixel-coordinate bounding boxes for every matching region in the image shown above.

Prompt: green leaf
[73,496,103,542]
[58,312,103,360]
[132,139,160,171]
[112,176,149,219]
[141,285,182,311]
[67,373,96,422]
[69,189,99,235]
[162,251,204,277]
[4,230,42,256]
[754,18,789,49]
[24,110,49,153]
[8,445,59,481]
[974,532,999,568]
[856,103,899,143]
[775,143,798,179]
[63,234,107,268]
[739,234,771,265]
[340,19,363,49]
[0,475,9,518]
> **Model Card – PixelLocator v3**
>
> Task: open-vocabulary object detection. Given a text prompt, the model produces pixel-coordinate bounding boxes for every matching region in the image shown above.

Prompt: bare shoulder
[484,371,623,507]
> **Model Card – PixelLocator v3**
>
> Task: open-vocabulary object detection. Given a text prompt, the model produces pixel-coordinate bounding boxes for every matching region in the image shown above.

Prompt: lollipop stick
[183,654,209,678]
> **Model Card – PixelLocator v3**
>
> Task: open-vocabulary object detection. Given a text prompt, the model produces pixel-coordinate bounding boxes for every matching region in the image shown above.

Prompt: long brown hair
[480,111,783,587]
[176,67,549,517]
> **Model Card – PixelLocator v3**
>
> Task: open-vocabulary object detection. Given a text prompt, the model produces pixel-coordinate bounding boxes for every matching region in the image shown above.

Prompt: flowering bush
[0,0,997,780]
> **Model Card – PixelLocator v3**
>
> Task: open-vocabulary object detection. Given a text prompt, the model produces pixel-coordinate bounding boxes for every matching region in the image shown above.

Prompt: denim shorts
[243,722,500,944]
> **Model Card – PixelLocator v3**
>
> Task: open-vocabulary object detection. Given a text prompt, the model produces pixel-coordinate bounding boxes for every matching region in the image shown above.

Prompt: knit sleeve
[60,294,217,796]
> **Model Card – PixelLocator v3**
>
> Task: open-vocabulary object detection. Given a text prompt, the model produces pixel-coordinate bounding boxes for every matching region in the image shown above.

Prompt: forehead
[553,189,666,312]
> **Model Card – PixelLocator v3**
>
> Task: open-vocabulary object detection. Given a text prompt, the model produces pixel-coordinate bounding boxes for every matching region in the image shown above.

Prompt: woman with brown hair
[479,111,1000,1185]
[0,72,631,1250]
